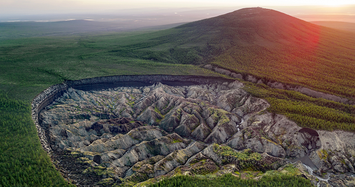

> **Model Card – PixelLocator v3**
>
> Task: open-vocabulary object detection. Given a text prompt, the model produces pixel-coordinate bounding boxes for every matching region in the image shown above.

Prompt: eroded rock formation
[38,80,355,186]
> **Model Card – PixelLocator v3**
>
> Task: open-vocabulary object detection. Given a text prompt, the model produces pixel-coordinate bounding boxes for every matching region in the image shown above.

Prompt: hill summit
[178,7,321,48]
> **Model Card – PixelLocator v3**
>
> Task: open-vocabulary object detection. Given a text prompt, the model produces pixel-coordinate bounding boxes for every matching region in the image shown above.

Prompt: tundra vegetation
[149,173,313,187]
[1,7,355,186]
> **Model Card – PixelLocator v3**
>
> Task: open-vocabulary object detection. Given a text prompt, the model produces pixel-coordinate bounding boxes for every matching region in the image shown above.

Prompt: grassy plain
[0,31,217,100]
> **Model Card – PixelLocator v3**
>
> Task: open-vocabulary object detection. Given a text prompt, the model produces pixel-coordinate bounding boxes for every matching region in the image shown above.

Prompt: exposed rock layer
[31,75,234,155]
[33,76,355,186]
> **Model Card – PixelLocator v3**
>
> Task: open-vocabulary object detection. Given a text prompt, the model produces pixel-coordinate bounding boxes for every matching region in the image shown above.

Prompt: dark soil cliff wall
[31,75,233,154]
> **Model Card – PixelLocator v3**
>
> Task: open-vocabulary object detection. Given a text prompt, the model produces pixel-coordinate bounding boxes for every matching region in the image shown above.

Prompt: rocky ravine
[39,80,355,186]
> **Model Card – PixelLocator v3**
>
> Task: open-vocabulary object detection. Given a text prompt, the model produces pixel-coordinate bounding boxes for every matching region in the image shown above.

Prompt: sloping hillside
[312,21,355,33]
[110,7,355,98]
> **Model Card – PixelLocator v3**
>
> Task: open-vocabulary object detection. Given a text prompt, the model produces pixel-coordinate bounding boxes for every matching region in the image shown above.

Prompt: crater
[33,75,343,186]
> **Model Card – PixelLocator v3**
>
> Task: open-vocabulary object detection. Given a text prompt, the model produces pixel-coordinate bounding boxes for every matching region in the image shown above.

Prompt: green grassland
[148,173,312,187]
[0,21,110,40]
[1,8,355,186]
[0,21,162,41]
[0,31,218,100]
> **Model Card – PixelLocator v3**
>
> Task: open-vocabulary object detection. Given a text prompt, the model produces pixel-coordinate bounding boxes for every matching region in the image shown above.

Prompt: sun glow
[321,2,350,6]
[310,0,355,6]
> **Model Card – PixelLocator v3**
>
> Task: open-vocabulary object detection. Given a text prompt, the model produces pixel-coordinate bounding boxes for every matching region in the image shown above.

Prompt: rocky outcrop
[35,76,355,186]
[31,75,235,184]
[41,82,263,147]
[39,80,275,185]
[310,130,355,174]
[227,113,321,158]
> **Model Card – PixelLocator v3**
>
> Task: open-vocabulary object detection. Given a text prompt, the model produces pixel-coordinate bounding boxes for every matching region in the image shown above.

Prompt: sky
[1,0,355,22]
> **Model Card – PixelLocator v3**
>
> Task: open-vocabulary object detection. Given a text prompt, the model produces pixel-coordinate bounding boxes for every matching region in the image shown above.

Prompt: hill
[110,7,355,98]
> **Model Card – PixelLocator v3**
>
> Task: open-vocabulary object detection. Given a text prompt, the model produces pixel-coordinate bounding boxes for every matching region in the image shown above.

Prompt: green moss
[83,165,115,177]
[126,94,136,107]
[154,106,166,124]
[262,137,278,145]
[97,178,114,185]
[172,139,183,143]
[283,165,301,176]
[192,161,218,175]
[190,159,206,166]
[213,144,262,161]
[127,173,150,183]
[317,149,329,160]
[219,115,230,124]
[208,108,230,125]
[70,151,80,155]
[174,167,182,175]
[77,156,90,163]
[127,100,135,107]
[134,178,157,187]
[154,106,163,116]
